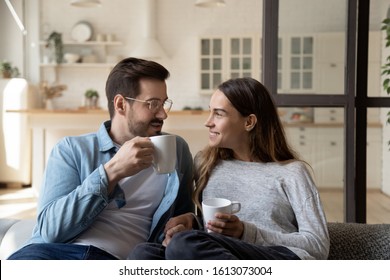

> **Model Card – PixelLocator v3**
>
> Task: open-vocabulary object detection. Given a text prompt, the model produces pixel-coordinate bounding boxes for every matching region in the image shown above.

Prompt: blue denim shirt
[28,121,194,245]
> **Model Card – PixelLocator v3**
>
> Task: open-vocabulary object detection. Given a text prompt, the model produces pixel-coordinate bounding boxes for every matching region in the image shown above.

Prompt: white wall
[35,0,264,110]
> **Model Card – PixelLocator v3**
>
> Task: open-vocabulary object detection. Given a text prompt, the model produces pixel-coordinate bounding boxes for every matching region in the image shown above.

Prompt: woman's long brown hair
[193,77,299,212]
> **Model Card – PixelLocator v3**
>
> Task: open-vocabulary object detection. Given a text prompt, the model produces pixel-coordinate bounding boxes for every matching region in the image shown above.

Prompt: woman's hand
[206,213,244,238]
[162,213,194,246]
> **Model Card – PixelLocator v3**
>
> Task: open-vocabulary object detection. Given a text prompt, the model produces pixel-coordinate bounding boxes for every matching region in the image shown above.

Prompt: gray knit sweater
[203,159,330,260]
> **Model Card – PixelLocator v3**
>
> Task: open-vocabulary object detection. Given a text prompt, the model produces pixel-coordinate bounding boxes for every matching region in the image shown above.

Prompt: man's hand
[104,137,154,193]
[162,213,194,246]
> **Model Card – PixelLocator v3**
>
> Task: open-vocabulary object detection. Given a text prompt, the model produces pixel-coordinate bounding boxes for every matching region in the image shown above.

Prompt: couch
[1,219,389,259]
[327,222,390,259]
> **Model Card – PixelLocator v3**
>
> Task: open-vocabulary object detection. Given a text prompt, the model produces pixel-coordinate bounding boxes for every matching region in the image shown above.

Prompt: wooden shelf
[40,63,116,68]
[39,41,122,46]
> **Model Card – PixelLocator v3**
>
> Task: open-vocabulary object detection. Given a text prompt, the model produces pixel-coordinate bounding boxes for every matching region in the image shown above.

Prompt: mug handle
[231,201,241,214]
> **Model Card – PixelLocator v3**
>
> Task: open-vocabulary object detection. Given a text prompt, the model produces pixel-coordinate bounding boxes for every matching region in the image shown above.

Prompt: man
[8,57,194,260]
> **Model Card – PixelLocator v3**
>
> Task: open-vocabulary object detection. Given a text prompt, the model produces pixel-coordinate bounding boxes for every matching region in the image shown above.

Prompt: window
[278,35,315,93]
[229,37,254,79]
[200,38,223,92]
[200,36,257,94]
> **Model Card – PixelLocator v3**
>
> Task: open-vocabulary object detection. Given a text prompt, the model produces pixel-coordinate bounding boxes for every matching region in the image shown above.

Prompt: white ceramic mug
[202,198,241,232]
[150,135,176,174]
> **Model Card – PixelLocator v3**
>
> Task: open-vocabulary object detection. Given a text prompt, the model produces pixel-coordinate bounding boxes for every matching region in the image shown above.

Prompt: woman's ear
[245,114,257,131]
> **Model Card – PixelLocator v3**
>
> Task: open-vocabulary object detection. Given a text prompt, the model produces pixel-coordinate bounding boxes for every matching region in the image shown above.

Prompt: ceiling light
[195,0,226,8]
[70,0,101,8]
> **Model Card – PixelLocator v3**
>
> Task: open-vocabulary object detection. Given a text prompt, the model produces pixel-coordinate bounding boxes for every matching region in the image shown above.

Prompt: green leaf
[382,18,390,24]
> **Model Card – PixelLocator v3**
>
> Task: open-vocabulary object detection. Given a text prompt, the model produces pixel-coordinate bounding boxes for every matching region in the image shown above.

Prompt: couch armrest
[0,219,36,259]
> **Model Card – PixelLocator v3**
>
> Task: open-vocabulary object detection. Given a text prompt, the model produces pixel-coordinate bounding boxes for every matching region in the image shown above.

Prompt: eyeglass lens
[150,99,172,112]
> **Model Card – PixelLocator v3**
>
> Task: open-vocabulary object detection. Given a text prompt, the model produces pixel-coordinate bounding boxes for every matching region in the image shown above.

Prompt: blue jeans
[129,230,300,260]
[7,243,118,260]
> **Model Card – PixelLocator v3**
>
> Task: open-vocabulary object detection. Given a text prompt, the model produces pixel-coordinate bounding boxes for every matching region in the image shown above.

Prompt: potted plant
[84,89,99,108]
[40,81,67,110]
[0,61,20,78]
[45,31,64,64]
[381,17,390,149]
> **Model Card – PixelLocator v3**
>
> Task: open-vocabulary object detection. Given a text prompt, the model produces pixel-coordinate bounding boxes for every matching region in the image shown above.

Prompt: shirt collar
[97,120,117,152]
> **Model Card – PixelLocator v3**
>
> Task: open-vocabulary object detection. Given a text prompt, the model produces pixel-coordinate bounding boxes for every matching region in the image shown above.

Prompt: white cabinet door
[315,33,344,94]
[285,125,344,189]
[285,126,316,164]
[314,127,344,188]
[367,127,382,189]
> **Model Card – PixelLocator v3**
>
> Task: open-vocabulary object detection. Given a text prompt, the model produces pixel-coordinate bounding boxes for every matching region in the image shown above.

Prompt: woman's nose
[204,115,214,127]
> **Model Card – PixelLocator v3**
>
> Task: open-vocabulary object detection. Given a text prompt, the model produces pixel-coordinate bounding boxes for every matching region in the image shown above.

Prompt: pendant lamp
[195,0,226,8]
[70,0,102,8]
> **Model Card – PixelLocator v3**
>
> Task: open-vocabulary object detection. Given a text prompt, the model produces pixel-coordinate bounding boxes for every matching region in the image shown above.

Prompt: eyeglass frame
[123,96,173,113]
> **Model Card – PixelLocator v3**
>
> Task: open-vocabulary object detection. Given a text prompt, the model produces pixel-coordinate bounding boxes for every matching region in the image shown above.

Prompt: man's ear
[245,114,257,131]
[113,94,126,114]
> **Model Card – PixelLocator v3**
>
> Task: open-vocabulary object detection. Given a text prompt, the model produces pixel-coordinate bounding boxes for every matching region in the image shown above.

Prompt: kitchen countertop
[6,108,208,115]
[6,108,382,127]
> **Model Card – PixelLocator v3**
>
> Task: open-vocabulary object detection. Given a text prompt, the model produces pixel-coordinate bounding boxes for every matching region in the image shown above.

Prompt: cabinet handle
[330,141,336,146]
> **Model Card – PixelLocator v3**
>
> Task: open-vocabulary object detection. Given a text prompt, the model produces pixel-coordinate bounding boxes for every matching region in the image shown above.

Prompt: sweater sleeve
[241,162,330,260]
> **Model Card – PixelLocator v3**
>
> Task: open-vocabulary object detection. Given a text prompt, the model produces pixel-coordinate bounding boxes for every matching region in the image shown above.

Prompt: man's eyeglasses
[124,97,173,113]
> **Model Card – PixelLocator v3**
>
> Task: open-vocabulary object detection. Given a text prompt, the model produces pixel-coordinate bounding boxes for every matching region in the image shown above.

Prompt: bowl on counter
[64,53,81,64]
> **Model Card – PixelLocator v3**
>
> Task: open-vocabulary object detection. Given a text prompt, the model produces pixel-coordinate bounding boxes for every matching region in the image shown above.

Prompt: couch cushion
[0,219,36,259]
[0,219,19,245]
[328,222,390,260]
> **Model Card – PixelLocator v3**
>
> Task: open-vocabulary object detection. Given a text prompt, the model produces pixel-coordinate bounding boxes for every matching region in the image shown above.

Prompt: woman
[129,77,330,260]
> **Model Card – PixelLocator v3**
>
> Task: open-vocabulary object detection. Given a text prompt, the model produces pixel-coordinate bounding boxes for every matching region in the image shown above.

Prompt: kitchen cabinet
[315,31,380,95]
[314,127,343,188]
[315,33,344,94]
[6,110,209,195]
[314,108,343,124]
[285,123,381,189]
[367,126,382,188]
[285,125,343,189]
